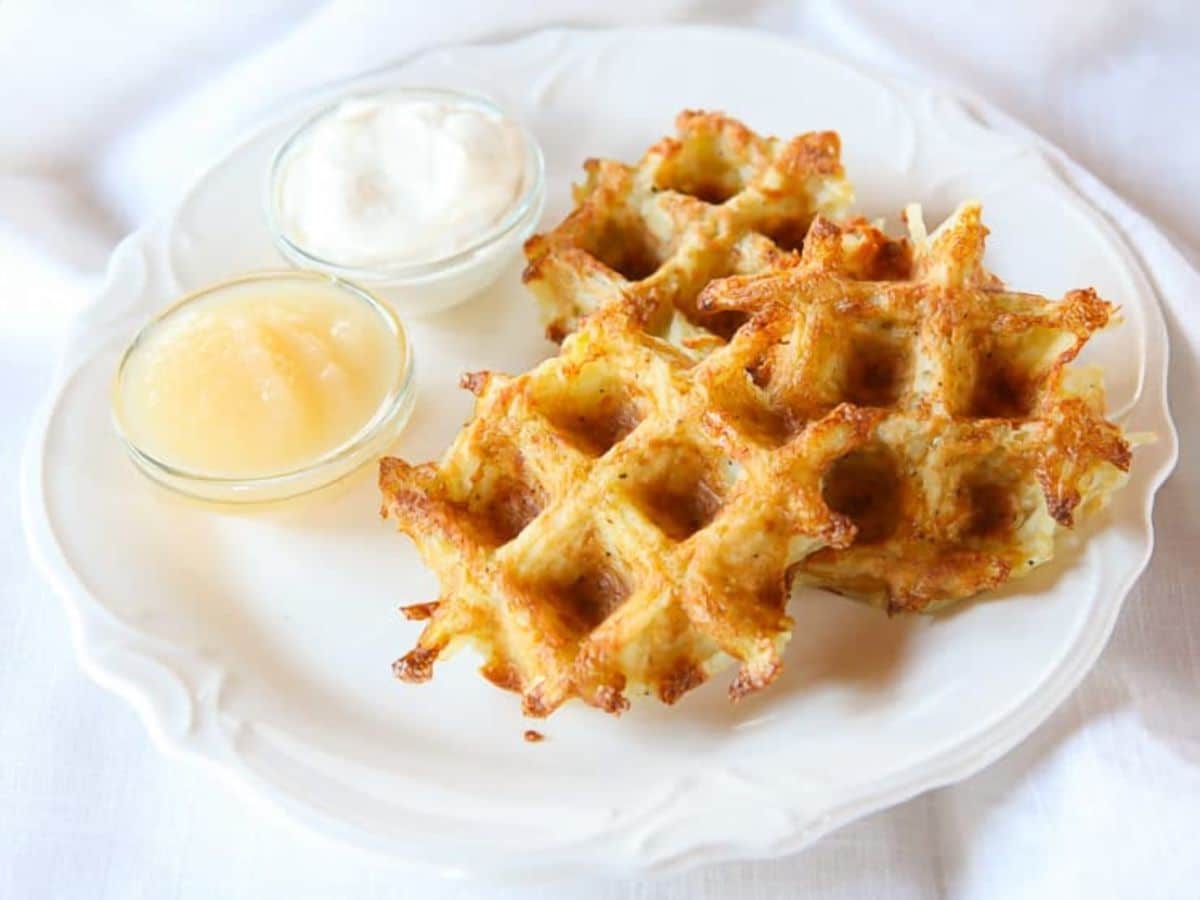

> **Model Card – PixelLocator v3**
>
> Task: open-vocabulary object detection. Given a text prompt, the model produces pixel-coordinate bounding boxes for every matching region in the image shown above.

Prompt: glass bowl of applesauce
[111,270,415,503]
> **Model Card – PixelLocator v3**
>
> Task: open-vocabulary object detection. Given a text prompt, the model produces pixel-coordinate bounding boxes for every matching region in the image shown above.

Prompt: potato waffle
[699,203,1131,611]
[523,110,854,354]
[380,104,1133,715]
[380,197,1131,715]
[380,298,876,717]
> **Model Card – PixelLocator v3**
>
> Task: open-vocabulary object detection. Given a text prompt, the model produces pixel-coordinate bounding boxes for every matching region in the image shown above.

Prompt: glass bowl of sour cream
[265,87,545,316]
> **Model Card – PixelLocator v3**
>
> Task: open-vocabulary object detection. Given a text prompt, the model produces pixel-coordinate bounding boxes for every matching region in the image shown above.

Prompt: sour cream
[276,97,529,268]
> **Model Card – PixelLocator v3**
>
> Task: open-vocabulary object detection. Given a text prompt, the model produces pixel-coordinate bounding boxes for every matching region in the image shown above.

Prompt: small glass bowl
[111,270,416,504]
[265,86,545,317]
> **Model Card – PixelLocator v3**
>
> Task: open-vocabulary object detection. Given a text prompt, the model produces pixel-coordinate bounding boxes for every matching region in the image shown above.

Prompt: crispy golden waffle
[523,110,855,354]
[380,198,1131,716]
[699,203,1131,610]
[380,297,873,717]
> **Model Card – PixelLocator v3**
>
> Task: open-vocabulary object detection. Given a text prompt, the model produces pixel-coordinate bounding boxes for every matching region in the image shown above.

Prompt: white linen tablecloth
[2,3,1197,897]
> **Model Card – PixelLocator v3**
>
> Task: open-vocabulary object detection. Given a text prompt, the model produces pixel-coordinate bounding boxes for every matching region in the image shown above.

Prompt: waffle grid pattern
[523,110,855,352]
[700,206,1131,610]
[380,113,1132,716]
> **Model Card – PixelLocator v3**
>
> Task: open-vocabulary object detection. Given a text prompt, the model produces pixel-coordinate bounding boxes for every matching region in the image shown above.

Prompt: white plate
[22,26,1178,879]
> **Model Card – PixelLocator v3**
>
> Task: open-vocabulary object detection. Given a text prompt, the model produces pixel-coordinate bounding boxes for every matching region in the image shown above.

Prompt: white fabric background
[3,2,1198,897]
